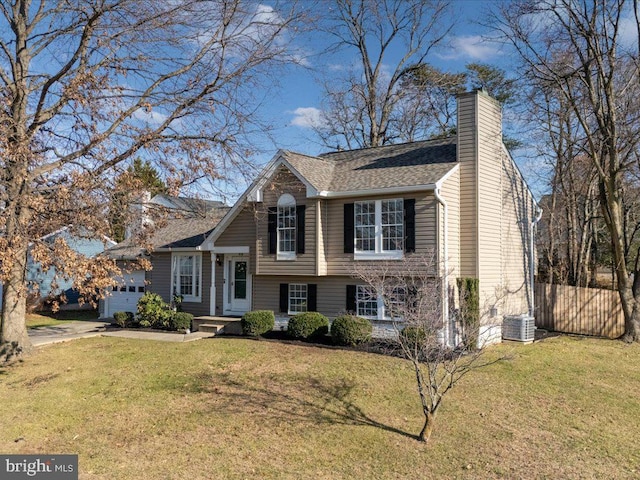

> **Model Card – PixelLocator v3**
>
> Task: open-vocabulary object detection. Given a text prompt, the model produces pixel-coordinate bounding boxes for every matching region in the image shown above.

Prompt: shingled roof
[281,137,457,194]
[105,207,229,259]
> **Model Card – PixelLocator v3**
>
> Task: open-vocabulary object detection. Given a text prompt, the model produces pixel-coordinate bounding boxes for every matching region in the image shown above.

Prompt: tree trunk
[418,409,437,443]
[620,286,640,343]
[0,243,32,364]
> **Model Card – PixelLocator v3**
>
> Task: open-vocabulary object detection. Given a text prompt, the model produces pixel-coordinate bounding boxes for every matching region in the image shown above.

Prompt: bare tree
[351,254,500,443]
[494,0,640,341]
[398,64,467,140]
[314,0,454,149]
[0,0,304,362]
[397,62,517,143]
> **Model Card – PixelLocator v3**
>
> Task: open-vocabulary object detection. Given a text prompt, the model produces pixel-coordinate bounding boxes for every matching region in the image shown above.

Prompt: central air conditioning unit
[502,314,535,343]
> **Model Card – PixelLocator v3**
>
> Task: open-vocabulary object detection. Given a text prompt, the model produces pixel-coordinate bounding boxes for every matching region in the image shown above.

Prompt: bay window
[171,253,202,302]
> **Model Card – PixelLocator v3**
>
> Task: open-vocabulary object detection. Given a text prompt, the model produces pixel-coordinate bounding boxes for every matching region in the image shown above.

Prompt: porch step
[192,316,242,335]
[198,324,225,334]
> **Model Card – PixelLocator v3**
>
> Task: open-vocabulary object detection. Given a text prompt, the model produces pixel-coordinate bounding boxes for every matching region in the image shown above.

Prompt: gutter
[315,183,437,198]
[433,188,452,347]
[529,206,543,317]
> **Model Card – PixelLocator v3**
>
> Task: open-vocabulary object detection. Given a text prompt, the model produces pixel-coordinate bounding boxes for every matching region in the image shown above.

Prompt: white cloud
[289,47,313,67]
[328,63,349,72]
[438,35,501,61]
[132,108,169,126]
[289,107,324,129]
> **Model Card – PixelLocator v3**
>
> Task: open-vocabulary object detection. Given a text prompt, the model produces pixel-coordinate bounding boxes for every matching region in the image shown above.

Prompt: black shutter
[344,203,354,253]
[279,283,288,313]
[404,199,416,253]
[346,285,357,313]
[296,205,306,254]
[307,284,317,312]
[268,207,277,254]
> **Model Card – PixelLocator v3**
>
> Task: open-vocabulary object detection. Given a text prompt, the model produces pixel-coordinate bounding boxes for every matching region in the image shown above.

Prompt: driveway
[29,320,112,346]
[29,320,215,345]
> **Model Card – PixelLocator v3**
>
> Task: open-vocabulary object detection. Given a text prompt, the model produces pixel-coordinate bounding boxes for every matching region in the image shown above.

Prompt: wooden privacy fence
[534,283,624,339]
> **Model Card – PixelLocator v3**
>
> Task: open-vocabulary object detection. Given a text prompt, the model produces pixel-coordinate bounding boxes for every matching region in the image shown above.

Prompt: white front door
[224,256,250,314]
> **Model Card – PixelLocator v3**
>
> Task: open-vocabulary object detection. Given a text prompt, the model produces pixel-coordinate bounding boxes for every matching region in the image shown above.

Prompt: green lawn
[0,335,639,479]
[26,309,99,328]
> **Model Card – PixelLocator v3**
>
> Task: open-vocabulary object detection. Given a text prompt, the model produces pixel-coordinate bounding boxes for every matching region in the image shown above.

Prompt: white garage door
[104,270,146,318]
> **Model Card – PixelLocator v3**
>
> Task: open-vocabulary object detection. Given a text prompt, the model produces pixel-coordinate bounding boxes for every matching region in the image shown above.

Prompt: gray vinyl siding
[147,253,172,300]
[325,192,437,276]
[147,251,212,317]
[216,205,256,274]
[252,275,356,318]
[257,167,317,276]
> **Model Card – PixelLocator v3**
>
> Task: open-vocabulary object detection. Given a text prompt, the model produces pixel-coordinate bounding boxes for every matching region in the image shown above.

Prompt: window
[381,199,404,251]
[356,286,378,318]
[355,201,376,251]
[269,196,305,257]
[354,199,404,259]
[172,253,202,302]
[277,194,296,259]
[354,285,405,320]
[289,284,307,314]
[384,287,406,320]
[280,283,316,314]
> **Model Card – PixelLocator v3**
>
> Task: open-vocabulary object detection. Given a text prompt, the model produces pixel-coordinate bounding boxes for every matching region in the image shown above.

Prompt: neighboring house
[0,227,117,310]
[100,195,229,318]
[109,90,539,345]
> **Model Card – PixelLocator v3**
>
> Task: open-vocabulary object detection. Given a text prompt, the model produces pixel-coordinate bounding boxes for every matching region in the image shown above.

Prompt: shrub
[113,311,135,328]
[287,312,329,340]
[331,315,372,346]
[400,326,427,346]
[457,277,480,350]
[137,292,172,328]
[241,310,275,336]
[171,311,193,331]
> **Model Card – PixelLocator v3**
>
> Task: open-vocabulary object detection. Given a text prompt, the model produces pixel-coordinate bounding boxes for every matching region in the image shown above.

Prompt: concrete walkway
[102,329,215,342]
[29,320,215,346]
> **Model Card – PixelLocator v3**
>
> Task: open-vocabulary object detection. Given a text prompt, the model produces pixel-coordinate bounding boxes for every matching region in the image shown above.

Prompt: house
[0,227,117,311]
[100,195,229,318]
[108,90,539,345]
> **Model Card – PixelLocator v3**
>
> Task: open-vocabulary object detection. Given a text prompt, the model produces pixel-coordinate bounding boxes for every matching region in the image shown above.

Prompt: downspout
[434,188,451,347]
[529,207,543,317]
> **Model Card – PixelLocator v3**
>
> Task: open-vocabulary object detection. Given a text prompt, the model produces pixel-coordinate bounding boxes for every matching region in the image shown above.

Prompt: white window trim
[354,199,404,261]
[171,252,202,303]
[277,194,297,261]
[288,283,308,315]
[356,285,405,321]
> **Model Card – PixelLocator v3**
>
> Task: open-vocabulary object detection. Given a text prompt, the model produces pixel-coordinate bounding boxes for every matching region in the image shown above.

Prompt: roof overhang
[315,183,438,199]
[151,246,204,253]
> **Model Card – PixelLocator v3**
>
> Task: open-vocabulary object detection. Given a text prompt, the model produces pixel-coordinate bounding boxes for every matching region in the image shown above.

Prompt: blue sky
[259,0,509,158]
